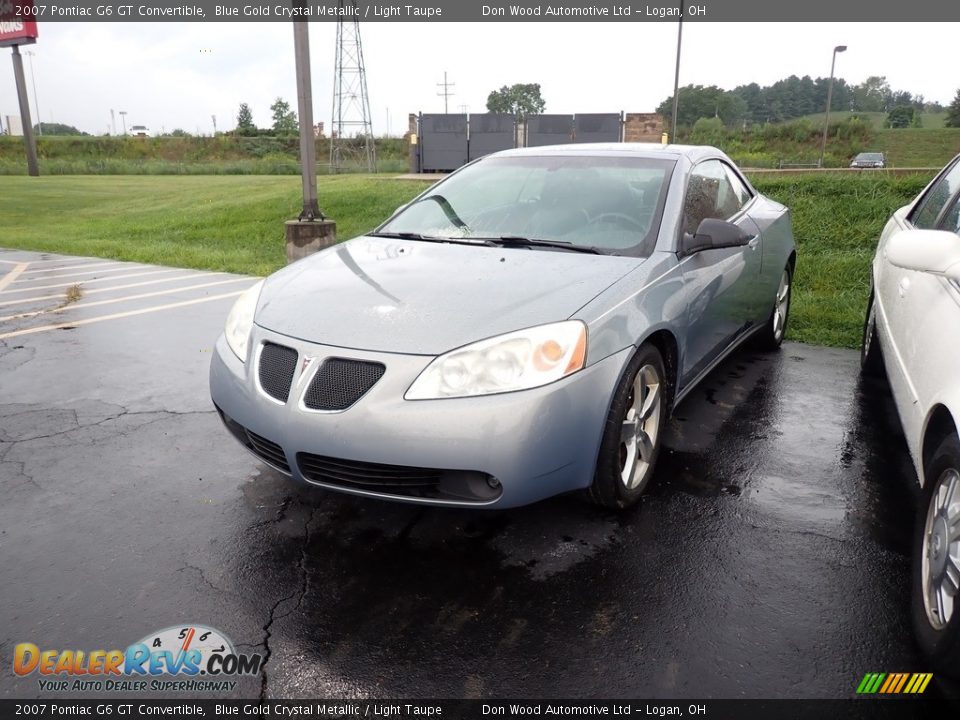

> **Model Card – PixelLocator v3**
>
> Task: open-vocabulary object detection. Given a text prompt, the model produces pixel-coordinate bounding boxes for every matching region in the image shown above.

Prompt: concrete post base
[285,219,337,263]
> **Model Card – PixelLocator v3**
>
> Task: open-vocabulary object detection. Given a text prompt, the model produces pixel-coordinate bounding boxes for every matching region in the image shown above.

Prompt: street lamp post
[819,45,847,168]
[670,14,683,143]
[25,50,41,135]
[119,110,128,135]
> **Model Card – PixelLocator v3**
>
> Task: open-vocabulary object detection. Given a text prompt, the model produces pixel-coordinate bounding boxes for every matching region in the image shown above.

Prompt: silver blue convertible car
[210,144,796,509]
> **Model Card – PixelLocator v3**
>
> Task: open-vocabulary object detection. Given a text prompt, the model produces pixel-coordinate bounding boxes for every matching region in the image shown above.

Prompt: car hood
[255,235,644,355]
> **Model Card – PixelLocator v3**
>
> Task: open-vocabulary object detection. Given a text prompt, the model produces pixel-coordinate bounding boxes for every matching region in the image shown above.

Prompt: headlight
[405,321,587,399]
[224,279,264,361]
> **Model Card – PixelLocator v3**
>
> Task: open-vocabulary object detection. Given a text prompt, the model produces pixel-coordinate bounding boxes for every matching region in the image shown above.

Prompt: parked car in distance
[862,152,960,677]
[128,125,150,137]
[210,144,796,510]
[851,152,886,169]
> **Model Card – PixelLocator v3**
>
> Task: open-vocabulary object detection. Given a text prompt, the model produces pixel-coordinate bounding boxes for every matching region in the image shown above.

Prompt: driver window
[683,160,745,234]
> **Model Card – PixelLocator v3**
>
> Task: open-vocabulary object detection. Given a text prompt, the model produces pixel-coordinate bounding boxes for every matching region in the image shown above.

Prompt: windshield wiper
[481,236,605,255]
[367,231,491,246]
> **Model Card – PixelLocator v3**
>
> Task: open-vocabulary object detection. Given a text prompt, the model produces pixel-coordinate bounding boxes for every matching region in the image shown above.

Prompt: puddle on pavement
[745,473,847,524]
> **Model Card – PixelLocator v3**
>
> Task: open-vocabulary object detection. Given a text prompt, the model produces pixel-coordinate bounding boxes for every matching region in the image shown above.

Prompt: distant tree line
[658,75,946,127]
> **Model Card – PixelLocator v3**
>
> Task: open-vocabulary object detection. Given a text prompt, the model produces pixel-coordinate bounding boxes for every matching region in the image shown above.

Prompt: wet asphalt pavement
[0,250,930,700]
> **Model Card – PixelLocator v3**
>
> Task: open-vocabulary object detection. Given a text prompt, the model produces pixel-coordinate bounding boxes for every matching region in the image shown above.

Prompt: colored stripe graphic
[857,672,932,694]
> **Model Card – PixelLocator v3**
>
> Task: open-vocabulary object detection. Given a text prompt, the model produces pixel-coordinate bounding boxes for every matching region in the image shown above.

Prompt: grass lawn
[753,172,932,347]
[0,172,936,348]
[0,175,430,276]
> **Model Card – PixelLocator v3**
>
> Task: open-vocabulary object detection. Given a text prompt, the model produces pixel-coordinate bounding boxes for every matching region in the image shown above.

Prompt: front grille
[298,453,442,488]
[303,358,385,411]
[258,342,298,403]
[246,429,291,473]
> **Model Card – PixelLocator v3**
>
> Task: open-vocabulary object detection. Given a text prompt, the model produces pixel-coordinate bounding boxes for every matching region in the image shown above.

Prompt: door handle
[747,236,759,250]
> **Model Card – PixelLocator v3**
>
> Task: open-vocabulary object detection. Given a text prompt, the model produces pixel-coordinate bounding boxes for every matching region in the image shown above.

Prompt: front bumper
[209,324,632,508]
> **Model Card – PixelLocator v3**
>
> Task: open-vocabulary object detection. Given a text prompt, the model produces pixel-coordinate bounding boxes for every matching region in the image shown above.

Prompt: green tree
[168,128,191,137]
[852,76,890,112]
[657,85,743,127]
[885,105,916,129]
[236,102,257,136]
[270,98,298,136]
[946,90,960,128]
[486,83,546,119]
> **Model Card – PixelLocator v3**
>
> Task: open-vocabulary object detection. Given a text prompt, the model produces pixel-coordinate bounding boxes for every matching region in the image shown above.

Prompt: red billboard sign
[0,1,39,48]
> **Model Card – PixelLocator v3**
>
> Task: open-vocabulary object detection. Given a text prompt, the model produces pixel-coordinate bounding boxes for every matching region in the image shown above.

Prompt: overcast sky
[0,22,956,136]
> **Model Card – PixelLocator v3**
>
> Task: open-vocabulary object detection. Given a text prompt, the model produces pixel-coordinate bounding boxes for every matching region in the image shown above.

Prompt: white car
[862,153,960,676]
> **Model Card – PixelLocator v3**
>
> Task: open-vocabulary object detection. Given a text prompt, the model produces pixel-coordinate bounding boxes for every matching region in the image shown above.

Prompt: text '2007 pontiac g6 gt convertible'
[210,144,796,509]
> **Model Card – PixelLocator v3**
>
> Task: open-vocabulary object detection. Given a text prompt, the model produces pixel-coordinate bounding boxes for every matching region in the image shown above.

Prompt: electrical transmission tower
[437,71,455,113]
[330,2,375,173]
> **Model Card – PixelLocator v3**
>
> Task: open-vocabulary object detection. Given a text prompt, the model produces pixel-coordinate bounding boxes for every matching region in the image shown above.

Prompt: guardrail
[747,166,939,177]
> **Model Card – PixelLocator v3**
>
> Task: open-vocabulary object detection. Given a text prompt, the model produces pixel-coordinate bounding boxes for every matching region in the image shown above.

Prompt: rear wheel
[587,344,666,509]
[860,291,885,378]
[754,264,792,351]
[912,432,960,678]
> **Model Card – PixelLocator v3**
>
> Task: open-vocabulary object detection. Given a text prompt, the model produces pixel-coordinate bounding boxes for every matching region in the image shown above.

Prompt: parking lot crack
[176,561,228,594]
[1,407,216,444]
[258,503,320,700]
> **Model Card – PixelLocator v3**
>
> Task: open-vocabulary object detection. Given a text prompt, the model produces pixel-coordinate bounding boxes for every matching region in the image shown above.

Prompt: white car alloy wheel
[921,466,960,630]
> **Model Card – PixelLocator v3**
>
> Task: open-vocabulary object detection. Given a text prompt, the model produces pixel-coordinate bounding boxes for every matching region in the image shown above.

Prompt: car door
[877,158,960,457]
[679,159,762,385]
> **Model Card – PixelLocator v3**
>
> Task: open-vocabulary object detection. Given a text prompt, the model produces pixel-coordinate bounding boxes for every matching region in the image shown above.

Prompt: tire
[911,432,960,679]
[860,290,885,378]
[587,344,667,509]
[754,263,792,351]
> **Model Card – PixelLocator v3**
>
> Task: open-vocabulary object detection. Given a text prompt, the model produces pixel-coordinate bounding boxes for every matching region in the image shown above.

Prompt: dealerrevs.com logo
[13,625,263,693]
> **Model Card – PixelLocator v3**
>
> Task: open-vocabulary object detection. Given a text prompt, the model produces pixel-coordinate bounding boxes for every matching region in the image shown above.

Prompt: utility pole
[11,46,39,176]
[670,14,683,143]
[119,110,128,135]
[211,114,217,135]
[25,50,41,135]
[285,10,335,264]
[437,71,455,114]
[110,108,116,135]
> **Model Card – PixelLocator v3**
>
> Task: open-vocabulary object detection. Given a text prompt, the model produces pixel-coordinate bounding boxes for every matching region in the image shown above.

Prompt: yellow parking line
[0,290,246,341]
[0,263,30,293]
[0,268,181,294]
[0,277,256,323]
[14,264,149,282]
[21,261,128,275]
[0,272,225,308]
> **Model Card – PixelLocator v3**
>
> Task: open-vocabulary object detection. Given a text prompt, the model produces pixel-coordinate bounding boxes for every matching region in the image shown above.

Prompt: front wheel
[754,264,792,351]
[587,344,666,509]
[911,432,960,678]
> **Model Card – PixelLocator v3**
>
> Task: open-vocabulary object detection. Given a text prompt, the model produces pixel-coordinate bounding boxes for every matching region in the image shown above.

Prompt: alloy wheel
[619,364,662,489]
[773,269,791,341]
[922,467,960,630]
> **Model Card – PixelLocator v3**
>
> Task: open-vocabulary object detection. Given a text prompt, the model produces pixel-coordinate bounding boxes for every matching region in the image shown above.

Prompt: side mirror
[681,218,753,256]
[886,229,960,281]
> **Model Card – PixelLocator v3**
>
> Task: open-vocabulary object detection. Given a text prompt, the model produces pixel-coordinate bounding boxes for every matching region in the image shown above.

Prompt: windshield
[857,153,883,161]
[379,155,676,255]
